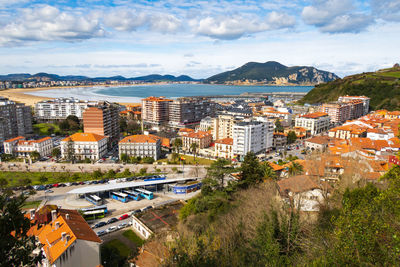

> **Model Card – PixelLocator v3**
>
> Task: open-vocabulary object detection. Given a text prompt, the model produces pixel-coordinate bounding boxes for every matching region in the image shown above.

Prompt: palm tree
[288,162,304,176]
[262,163,278,180]
[190,143,199,162]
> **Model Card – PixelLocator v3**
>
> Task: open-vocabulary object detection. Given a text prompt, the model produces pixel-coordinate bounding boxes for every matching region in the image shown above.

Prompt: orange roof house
[62,132,107,142]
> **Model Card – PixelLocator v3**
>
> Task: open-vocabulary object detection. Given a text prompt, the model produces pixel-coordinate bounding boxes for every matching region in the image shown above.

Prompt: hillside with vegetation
[300,64,400,110]
[204,61,338,85]
[162,153,400,266]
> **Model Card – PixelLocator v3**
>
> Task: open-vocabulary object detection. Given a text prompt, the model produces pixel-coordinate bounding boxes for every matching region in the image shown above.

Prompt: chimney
[29,209,35,220]
[65,235,71,246]
[65,214,70,220]
[55,221,60,230]
[61,232,67,241]
[51,210,57,222]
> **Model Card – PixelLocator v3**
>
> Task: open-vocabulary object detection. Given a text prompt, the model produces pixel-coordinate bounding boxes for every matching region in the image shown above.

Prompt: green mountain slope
[299,65,400,110]
[204,61,338,85]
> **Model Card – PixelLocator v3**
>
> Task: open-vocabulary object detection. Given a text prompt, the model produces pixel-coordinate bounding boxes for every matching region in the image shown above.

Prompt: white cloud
[302,0,373,33]
[0,5,105,45]
[192,12,295,40]
[371,0,400,22]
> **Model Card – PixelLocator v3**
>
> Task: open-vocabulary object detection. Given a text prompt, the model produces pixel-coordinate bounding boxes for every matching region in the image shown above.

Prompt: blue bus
[123,190,141,201]
[144,176,166,182]
[111,192,129,202]
[80,205,108,220]
[85,194,103,205]
[135,188,154,200]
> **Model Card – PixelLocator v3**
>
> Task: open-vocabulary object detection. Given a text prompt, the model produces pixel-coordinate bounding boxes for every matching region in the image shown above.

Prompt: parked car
[58,183,66,187]
[93,221,107,229]
[106,226,117,233]
[119,214,129,220]
[37,185,46,190]
[107,218,118,224]
[45,189,53,193]
[71,182,78,186]
[118,223,128,229]
[97,230,106,236]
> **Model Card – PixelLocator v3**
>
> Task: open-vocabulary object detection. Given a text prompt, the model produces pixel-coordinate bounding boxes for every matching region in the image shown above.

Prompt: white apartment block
[35,98,97,121]
[233,121,269,158]
[253,117,275,149]
[61,133,108,161]
[119,134,161,160]
[338,95,370,115]
[4,136,53,157]
[295,112,330,136]
[212,114,241,140]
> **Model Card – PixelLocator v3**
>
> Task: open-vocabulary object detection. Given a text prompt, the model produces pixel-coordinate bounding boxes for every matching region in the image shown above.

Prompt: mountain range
[299,64,400,110]
[204,61,339,85]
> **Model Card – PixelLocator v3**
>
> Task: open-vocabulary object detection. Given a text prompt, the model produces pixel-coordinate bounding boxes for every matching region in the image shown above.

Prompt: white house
[4,136,53,157]
[295,112,330,136]
[60,133,108,161]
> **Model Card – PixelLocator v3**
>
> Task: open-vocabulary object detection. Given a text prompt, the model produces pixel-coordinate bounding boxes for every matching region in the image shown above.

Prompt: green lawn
[122,229,144,246]
[33,123,60,136]
[22,200,42,209]
[158,153,214,165]
[377,71,400,78]
[102,239,131,258]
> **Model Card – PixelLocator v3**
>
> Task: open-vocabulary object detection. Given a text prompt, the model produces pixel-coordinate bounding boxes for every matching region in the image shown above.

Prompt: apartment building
[197,116,213,132]
[182,131,212,150]
[212,114,242,140]
[273,133,287,148]
[253,117,275,149]
[0,97,33,149]
[4,136,53,157]
[328,124,368,139]
[232,121,269,158]
[295,112,330,135]
[338,95,370,115]
[28,205,101,267]
[214,138,234,159]
[261,106,293,126]
[83,101,120,146]
[35,98,97,122]
[61,133,108,161]
[169,97,214,127]
[141,96,172,125]
[119,134,161,160]
[319,102,351,125]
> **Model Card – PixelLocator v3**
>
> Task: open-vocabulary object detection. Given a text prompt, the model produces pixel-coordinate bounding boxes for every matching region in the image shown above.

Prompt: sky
[0,0,399,79]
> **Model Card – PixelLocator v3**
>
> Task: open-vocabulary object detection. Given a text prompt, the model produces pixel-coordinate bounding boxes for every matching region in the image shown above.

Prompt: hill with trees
[299,64,400,110]
[204,61,338,85]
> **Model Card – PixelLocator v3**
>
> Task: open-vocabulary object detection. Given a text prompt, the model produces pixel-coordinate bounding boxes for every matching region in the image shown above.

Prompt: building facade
[4,136,53,157]
[61,133,108,161]
[119,134,162,160]
[295,112,330,135]
[0,97,33,150]
[141,96,172,125]
[182,131,212,150]
[319,102,351,125]
[34,98,97,122]
[169,97,214,127]
[338,95,370,115]
[83,101,120,146]
[212,114,241,140]
[214,138,234,159]
[232,121,268,157]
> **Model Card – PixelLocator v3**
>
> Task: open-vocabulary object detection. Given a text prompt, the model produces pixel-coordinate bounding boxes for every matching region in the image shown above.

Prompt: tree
[120,153,129,163]
[0,192,43,266]
[171,152,179,163]
[239,152,264,188]
[205,159,232,190]
[51,148,61,159]
[126,120,141,135]
[39,175,48,184]
[173,138,182,154]
[30,151,40,160]
[287,131,297,144]
[288,161,304,176]
[93,169,103,179]
[142,157,155,164]
[0,178,8,188]
[106,169,116,179]
[190,143,199,161]
[122,168,131,176]
[262,163,278,180]
[139,167,147,175]
[66,138,75,163]
[275,119,284,133]
[120,117,127,132]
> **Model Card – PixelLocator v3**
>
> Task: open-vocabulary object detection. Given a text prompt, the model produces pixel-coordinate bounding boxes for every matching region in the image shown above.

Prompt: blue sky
[0,0,398,78]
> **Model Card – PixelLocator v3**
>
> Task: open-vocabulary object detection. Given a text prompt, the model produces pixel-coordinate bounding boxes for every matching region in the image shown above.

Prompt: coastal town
[2,82,400,265]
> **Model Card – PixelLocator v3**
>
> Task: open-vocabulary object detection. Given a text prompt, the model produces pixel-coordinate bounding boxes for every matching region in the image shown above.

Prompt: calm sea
[28,84,313,102]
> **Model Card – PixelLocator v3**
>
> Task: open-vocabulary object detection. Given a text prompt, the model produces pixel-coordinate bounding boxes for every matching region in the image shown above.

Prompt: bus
[122,190,141,201]
[85,194,103,205]
[144,176,166,182]
[110,192,129,203]
[80,205,108,220]
[135,188,154,200]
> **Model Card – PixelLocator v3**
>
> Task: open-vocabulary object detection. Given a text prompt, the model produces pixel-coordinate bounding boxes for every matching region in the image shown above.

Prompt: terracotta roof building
[4,136,53,157]
[182,130,212,150]
[61,133,108,161]
[28,205,101,267]
[214,137,234,159]
[119,134,161,160]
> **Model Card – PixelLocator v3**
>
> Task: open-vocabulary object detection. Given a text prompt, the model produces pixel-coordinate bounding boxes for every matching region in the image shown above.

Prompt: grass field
[22,200,42,209]
[377,71,400,78]
[102,239,131,258]
[33,123,61,136]
[123,229,144,246]
[158,153,214,165]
